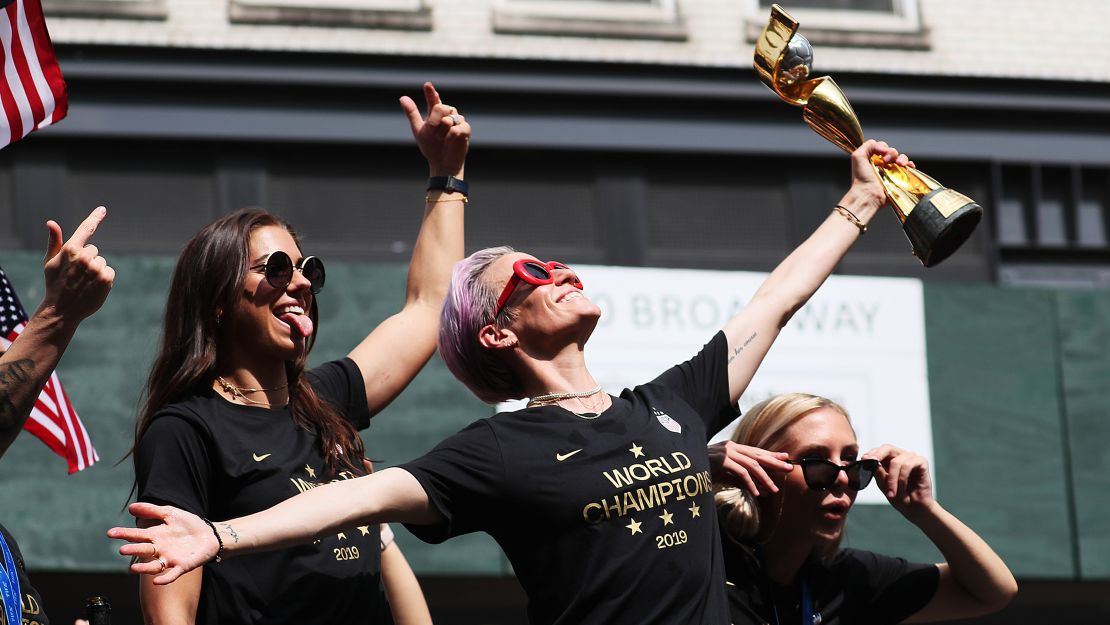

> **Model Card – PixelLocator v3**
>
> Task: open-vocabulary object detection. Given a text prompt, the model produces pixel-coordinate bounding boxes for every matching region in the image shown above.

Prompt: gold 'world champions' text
[582,451,713,523]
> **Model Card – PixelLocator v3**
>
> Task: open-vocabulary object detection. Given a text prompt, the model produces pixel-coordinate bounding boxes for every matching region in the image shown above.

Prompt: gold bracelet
[833,204,867,234]
[425,194,468,204]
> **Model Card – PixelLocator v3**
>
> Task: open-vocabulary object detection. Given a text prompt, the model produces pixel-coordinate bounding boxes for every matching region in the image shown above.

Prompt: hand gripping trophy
[754,4,982,267]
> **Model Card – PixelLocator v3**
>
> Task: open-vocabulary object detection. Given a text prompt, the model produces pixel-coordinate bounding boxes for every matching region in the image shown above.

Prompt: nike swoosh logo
[252,453,272,462]
[556,449,583,462]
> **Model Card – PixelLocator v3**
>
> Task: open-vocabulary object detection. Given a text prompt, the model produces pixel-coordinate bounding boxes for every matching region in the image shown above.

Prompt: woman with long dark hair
[713,393,1016,625]
[114,140,912,625]
[130,83,467,625]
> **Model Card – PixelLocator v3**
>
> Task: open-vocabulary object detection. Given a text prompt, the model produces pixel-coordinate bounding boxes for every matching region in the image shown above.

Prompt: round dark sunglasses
[789,458,879,492]
[250,251,326,295]
[494,259,582,316]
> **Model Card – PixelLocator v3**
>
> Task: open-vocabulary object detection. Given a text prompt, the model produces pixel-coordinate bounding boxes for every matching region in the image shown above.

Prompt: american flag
[0,0,66,148]
[0,265,97,473]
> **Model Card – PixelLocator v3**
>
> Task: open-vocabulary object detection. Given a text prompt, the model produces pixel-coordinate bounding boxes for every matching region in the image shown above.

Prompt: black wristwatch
[427,175,469,196]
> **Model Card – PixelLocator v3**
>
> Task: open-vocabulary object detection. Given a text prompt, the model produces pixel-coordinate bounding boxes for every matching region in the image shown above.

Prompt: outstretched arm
[109,467,442,585]
[721,141,909,403]
[364,460,434,625]
[862,445,1017,622]
[0,207,113,458]
[348,82,468,414]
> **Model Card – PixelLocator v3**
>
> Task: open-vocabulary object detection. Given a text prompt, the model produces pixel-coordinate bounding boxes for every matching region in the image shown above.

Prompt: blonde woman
[712,393,1017,625]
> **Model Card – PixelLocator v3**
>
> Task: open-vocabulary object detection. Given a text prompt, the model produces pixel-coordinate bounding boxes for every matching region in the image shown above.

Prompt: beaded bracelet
[833,204,867,234]
[201,517,225,563]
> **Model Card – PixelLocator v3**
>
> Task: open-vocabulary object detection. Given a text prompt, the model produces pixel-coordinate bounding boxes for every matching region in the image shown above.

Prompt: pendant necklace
[216,376,288,407]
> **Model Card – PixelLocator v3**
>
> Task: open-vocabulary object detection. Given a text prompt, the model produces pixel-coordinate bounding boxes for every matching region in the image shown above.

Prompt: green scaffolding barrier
[0,252,1105,580]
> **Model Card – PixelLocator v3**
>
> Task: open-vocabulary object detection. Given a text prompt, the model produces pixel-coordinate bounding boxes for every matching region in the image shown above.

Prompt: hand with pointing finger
[38,206,114,324]
[400,82,470,178]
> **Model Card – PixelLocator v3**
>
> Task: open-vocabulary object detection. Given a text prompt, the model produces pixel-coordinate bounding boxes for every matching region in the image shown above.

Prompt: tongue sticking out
[279,312,314,338]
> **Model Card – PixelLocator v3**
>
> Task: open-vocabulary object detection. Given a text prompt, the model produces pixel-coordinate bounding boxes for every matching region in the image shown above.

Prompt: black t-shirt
[0,524,50,625]
[137,359,388,625]
[401,332,739,625]
[722,534,940,625]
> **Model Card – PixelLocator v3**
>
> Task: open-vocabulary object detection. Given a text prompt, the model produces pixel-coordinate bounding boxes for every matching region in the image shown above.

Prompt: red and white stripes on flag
[0,0,66,149]
[0,325,97,473]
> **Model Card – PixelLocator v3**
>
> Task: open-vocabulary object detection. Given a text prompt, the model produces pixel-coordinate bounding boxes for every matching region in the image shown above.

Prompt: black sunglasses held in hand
[251,251,326,294]
[789,458,879,492]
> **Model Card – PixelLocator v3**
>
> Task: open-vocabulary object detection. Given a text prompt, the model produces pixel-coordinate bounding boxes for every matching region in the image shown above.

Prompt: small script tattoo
[726,332,758,365]
[220,523,240,544]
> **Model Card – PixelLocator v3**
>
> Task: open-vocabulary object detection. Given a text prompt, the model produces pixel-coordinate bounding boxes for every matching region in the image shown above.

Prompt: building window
[746,0,926,49]
[758,0,897,11]
[493,0,686,40]
[229,0,431,30]
[996,163,1110,288]
[44,0,166,19]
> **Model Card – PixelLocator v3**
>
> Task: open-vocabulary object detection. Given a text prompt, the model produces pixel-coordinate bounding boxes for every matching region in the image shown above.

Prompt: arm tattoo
[0,356,38,438]
[726,332,758,365]
[220,523,240,544]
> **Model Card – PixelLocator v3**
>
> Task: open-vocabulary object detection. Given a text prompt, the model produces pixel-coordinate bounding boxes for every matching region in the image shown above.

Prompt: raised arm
[0,207,113,458]
[721,141,908,402]
[109,467,441,585]
[348,82,468,414]
[863,445,1017,622]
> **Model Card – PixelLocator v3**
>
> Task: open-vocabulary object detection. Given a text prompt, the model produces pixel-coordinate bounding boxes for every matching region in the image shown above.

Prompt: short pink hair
[437,246,526,404]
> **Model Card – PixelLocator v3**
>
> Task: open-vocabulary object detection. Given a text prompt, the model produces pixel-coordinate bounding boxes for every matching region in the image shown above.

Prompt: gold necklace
[216,376,289,406]
[527,385,603,407]
[529,387,609,420]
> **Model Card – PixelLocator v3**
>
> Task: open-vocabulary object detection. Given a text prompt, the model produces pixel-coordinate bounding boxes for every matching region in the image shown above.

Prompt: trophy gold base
[902,188,983,267]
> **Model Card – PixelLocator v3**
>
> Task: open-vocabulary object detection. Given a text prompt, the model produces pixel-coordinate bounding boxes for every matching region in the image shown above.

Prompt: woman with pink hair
[111,139,912,625]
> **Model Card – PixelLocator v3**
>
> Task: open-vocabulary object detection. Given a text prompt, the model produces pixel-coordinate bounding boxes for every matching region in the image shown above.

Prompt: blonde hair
[714,392,852,547]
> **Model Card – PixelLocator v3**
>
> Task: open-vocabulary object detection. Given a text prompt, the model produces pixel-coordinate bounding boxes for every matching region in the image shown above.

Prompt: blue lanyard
[801,580,814,625]
[0,532,22,625]
[757,545,818,625]
[770,579,814,625]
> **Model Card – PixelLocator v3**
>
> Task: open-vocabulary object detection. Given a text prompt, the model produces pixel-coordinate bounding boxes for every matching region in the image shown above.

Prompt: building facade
[4,1,1110,623]
[1,0,1105,286]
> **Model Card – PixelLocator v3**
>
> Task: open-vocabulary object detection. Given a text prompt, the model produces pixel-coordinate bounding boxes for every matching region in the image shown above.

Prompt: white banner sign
[501,265,933,505]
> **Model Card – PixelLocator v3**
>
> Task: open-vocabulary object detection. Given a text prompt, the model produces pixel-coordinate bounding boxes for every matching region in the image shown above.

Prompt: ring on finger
[151,543,159,558]
[157,557,167,573]
[449,114,462,125]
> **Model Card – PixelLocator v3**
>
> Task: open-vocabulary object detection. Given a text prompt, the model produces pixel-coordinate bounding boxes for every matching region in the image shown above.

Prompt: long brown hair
[131,208,364,480]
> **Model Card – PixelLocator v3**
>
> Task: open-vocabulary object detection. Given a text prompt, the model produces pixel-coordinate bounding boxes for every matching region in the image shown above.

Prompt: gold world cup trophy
[754,4,982,267]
